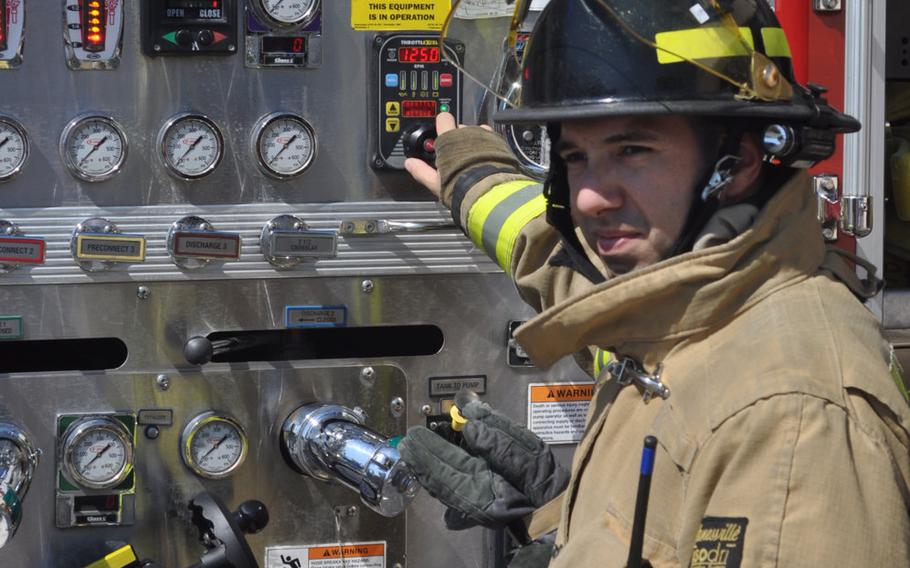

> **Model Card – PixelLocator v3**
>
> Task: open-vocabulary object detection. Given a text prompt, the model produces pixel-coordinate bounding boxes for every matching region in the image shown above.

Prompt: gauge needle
[201,436,228,459]
[79,135,108,165]
[82,443,113,472]
[270,0,287,10]
[0,137,9,151]
[177,135,204,164]
[268,134,298,164]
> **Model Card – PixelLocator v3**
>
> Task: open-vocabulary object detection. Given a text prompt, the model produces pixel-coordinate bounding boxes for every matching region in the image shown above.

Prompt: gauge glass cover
[259,0,317,25]
[0,118,28,181]
[63,418,133,489]
[160,115,224,180]
[182,413,247,479]
[254,113,316,179]
[61,116,127,182]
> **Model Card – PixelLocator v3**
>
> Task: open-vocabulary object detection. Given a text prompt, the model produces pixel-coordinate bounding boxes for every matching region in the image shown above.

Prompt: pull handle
[338,219,454,236]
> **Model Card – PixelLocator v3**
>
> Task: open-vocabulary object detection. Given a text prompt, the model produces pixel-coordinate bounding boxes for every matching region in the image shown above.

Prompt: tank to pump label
[266,541,386,568]
[351,0,448,31]
[0,316,23,339]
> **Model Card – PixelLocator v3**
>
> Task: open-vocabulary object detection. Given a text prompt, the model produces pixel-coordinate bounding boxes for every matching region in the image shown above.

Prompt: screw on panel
[156,374,170,391]
[361,279,375,293]
[373,157,385,168]
[145,425,160,440]
[390,397,405,418]
[420,404,432,416]
[361,367,376,382]
[137,286,151,300]
[153,44,162,52]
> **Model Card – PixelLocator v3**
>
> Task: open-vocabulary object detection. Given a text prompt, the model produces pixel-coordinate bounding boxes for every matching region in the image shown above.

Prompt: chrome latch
[607,358,670,403]
[813,0,841,12]
[813,174,840,242]
[338,219,454,236]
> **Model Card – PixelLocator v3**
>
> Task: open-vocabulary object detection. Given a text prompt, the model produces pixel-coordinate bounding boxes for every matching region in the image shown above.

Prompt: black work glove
[398,400,569,531]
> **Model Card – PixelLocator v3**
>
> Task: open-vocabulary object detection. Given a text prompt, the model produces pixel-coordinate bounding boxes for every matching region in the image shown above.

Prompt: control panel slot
[0,338,127,373]
[204,325,443,363]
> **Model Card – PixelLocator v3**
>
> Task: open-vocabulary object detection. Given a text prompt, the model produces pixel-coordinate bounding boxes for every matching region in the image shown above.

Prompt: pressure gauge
[255,0,320,28]
[59,115,128,182]
[61,417,134,490]
[158,113,224,180]
[0,116,28,182]
[252,112,316,179]
[181,412,248,479]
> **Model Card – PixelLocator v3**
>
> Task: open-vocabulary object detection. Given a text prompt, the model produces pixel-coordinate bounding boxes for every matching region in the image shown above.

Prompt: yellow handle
[450,404,468,432]
[83,545,138,568]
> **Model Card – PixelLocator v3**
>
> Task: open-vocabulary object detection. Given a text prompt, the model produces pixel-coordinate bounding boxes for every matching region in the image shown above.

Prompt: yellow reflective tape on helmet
[761,27,792,58]
[495,194,547,274]
[655,26,754,64]
[466,180,541,267]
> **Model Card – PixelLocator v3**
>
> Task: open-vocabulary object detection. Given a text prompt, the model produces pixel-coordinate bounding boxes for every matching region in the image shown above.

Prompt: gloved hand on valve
[397,400,568,567]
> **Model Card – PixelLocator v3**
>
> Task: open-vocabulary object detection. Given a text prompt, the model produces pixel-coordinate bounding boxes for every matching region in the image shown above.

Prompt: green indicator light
[163,31,178,45]
[440,104,450,113]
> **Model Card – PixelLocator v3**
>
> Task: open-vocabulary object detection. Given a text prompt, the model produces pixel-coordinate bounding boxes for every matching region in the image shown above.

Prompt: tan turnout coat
[436,126,910,567]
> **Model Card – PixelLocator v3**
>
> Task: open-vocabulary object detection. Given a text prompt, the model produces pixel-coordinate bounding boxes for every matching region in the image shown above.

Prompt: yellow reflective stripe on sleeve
[495,194,547,274]
[890,354,910,404]
[761,27,792,58]
[466,180,542,271]
[655,26,754,64]
[592,348,613,377]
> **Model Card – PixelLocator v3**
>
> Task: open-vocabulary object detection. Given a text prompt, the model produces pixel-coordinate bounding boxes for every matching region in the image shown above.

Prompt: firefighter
[398,0,910,566]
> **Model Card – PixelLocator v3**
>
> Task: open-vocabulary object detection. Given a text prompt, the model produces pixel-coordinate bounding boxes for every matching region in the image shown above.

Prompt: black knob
[402,123,437,166]
[197,29,214,46]
[184,336,214,365]
[175,28,193,47]
[233,500,269,535]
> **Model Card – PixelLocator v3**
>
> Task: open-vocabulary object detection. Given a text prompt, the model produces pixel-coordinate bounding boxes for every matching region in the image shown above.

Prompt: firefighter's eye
[560,151,586,164]
[620,145,651,156]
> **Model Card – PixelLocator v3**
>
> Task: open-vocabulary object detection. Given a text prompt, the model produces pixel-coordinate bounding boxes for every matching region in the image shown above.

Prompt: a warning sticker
[452,0,552,19]
[266,542,385,568]
[527,382,594,444]
[351,0,449,31]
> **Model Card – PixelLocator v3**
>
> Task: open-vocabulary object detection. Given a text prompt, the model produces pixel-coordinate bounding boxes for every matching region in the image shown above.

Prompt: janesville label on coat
[527,382,594,444]
[266,541,385,568]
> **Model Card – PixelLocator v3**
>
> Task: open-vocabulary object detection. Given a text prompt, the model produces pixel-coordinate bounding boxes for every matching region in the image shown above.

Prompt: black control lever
[183,336,242,365]
[187,492,269,568]
[402,123,437,166]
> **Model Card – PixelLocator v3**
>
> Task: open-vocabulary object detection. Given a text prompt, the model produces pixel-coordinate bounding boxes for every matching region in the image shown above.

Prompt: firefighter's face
[557,115,705,275]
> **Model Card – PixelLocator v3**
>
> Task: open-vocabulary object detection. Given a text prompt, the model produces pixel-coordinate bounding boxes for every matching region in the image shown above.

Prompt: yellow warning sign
[351,0,451,31]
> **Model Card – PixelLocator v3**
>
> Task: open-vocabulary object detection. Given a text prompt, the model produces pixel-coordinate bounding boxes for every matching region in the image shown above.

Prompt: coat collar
[515,171,828,369]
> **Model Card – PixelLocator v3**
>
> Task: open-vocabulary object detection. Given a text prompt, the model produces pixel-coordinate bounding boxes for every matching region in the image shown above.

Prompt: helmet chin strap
[668,126,744,257]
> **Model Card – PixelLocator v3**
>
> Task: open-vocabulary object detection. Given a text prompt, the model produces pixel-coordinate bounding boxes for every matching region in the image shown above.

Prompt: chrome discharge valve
[281,403,419,517]
[0,423,39,549]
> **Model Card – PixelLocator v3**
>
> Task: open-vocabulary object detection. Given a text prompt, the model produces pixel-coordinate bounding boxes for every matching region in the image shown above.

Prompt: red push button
[439,73,453,88]
[422,138,436,153]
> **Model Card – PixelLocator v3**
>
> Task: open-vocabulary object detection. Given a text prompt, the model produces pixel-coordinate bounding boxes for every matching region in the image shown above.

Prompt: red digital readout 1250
[397,46,440,63]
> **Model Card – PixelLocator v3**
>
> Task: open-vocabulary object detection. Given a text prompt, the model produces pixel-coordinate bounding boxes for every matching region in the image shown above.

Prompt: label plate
[286,306,348,328]
[76,234,146,262]
[428,375,487,397]
[173,231,241,260]
[271,231,337,258]
[527,382,594,445]
[0,316,23,340]
[266,541,386,568]
[0,237,46,264]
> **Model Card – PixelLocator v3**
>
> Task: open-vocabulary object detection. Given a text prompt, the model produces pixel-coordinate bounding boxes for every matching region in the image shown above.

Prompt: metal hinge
[814,174,840,241]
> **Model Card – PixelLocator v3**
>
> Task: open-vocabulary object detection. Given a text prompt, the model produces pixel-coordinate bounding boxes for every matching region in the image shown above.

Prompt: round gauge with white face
[256,0,319,27]
[252,112,316,179]
[158,113,224,180]
[181,412,248,479]
[0,116,28,182]
[62,417,134,490]
[60,115,127,182]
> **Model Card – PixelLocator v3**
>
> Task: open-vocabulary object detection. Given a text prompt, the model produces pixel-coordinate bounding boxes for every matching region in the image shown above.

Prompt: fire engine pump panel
[0,1,586,567]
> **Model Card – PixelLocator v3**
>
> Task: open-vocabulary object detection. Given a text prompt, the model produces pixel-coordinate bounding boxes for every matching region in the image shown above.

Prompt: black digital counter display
[398,46,440,63]
[262,36,306,54]
[164,0,224,21]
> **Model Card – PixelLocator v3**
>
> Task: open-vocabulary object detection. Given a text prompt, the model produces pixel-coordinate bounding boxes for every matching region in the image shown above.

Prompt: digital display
[0,0,7,52]
[164,0,224,21]
[402,100,437,118]
[262,36,306,54]
[398,46,440,63]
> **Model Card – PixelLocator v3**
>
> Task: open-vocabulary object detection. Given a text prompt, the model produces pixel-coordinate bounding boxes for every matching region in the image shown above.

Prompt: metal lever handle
[183,336,242,365]
[338,219,454,236]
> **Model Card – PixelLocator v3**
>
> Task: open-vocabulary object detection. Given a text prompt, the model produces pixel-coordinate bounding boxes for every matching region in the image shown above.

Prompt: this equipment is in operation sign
[266,542,385,568]
[527,382,594,444]
[351,0,449,31]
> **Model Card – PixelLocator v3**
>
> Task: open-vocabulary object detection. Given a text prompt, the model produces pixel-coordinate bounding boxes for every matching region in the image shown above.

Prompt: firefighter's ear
[720,132,765,205]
